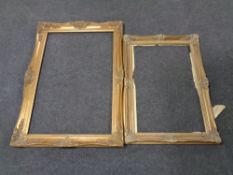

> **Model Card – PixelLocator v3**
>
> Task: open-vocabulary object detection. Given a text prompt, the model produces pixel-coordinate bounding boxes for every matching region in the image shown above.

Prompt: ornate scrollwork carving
[37,22,61,39]
[70,21,92,29]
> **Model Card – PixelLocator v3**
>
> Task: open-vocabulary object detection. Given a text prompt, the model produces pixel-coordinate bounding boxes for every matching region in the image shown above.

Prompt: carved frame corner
[10,21,124,147]
[123,34,222,144]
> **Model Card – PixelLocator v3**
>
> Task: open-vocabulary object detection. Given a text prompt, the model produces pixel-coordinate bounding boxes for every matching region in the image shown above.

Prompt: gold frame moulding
[10,21,124,147]
[123,34,222,144]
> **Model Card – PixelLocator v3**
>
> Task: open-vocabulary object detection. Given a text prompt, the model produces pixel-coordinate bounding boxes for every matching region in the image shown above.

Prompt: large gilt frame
[10,21,124,147]
[123,34,222,144]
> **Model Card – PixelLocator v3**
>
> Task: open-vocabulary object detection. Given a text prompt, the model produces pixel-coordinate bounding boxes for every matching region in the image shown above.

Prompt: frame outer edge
[10,21,124,147]
[123,34,222,144]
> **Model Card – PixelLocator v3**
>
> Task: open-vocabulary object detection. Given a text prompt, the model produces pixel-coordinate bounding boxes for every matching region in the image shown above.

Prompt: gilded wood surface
[123,34,222,144]
[10,21,124,147]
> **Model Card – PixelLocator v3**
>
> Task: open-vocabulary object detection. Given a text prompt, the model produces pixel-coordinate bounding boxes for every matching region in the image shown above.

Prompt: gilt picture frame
[123,34,221,144]
[10,21,124,147]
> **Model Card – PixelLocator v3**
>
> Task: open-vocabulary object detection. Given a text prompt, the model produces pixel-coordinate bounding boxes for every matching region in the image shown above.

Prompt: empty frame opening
[29,32,113,134]
[135,46,205,132]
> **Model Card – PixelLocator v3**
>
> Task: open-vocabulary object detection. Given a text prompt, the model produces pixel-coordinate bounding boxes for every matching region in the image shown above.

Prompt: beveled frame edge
[123,34,222,144]
[10,21,124,147]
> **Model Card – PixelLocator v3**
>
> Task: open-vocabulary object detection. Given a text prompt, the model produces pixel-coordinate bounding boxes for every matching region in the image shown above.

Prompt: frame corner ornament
[124,132,137,144]
[207,130,222,144]
[10,119,27,147]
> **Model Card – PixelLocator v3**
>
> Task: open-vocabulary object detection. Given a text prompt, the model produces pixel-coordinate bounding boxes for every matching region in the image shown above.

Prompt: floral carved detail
[37,21,122,33]
[36,24,46,41]
[70,21,92,29]
[42,22,60,31]
[69,21,121,30]
[37,22,62,41]
[37,23,44,35]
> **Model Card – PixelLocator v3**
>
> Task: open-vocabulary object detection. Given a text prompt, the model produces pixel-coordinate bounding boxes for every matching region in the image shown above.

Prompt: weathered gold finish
[123,34,222,144]
[10,21,124,147]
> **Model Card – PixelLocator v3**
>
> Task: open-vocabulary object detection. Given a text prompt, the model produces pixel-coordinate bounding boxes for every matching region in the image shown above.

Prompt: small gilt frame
[123,34,221,144]
[10,21,124,147]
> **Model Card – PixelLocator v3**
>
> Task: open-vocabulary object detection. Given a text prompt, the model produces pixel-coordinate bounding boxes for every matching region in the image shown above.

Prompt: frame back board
[123,34,221,144]
[10,21,124,147]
